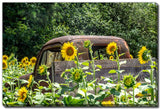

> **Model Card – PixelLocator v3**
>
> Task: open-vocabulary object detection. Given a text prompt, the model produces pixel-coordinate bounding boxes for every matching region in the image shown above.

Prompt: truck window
[92,46,109,60]
[39,44,63,68]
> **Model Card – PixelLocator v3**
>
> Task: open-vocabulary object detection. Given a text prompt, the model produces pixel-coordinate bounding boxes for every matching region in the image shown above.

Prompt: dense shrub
[3,3,158,59]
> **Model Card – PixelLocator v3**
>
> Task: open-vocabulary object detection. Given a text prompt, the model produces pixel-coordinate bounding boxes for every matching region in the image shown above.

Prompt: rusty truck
[20,35,155,83]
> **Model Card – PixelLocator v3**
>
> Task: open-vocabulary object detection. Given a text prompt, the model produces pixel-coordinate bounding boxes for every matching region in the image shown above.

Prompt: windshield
[39,44,63,68]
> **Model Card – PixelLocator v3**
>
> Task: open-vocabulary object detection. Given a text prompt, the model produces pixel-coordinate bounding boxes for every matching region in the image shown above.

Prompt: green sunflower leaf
[65,69,71,72]
[117,70,125,74]
[119,53,125,57]
[78,89,85,97]
[108,70,116,74]
[96,65,102,69]
[82,61,89,66]
[85,72,93,75]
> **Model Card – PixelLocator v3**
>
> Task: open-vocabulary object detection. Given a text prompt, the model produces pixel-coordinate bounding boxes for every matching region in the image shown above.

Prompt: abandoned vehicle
[20,35,133,83]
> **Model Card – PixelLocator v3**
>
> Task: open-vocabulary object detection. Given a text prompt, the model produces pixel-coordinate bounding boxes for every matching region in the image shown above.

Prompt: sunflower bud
[38,65,47,75]
[71,68,82,82]
[123,74,135,89]
[83,40,91,48]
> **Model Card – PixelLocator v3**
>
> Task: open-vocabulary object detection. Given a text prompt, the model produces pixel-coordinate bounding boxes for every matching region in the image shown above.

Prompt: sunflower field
[2,41,158,107]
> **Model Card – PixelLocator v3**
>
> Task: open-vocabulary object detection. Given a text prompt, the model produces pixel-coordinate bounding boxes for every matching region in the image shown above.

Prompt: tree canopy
[3,3,158,59]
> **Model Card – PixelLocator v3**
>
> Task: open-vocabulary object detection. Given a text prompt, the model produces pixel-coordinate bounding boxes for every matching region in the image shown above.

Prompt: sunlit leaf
[145,78,151,83]
[119,53,125,57]
[82,66,89,70]
[108,70,116,74]
[119,60,127,65]
[82,61,89,66]
[96,65,102,69]
[77,89,85,97]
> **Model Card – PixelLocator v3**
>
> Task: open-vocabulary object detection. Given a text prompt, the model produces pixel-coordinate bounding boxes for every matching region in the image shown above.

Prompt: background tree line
[3,3,158,59]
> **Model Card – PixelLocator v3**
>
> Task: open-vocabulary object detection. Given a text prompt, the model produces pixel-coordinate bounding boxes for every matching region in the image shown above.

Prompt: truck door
[37,44,63,82]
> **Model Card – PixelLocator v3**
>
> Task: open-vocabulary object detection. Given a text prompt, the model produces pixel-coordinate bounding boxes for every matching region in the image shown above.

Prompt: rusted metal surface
[32,35,131,77]
[34,58,157,83]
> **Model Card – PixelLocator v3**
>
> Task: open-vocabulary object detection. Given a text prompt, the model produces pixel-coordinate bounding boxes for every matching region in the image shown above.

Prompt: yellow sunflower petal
[3,55,8,61]
[138,46,150,64]
[109,56,114,60]
[27,75,33,88]
[3,60,8,69]
[61,42,77,61]
[18,87,28,102]
[106,42,117,55]
[101,100,114,107]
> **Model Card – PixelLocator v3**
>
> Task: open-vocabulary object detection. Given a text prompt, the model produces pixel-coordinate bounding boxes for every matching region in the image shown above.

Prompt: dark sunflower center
[20,92,25,99]
[23,60,26,63]
[66,47,74,56]
[110,46,116,52]
[3,62,6,67]
[3,57,7,60]
[142,50,150,61]
[32,60,35,63]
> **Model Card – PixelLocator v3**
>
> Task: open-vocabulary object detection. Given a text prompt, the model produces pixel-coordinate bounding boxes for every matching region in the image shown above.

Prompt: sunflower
[120,95,127,102]
[18,63,23,68]
[3,60,8,69]
[24,65,27,71]
[39,65,46,75]
[18,87,28,102]
[101,100,114,107]
[25,61,30,66]
[130,54,133,59]
[9,60,15,66]
[24,57,29,62]
[3,87,7,93]
[72,69,82,82]
[106,42,117,55]
[61,42,77,61]
[21,58,26,65]
[109,56,114,60]
[83,40,91,48]
[3,55,8,61]
[138,46,150,64]
[133,82,141,89]
[30,57,37,66]
[27,75,33,88]
[123,74,135,89]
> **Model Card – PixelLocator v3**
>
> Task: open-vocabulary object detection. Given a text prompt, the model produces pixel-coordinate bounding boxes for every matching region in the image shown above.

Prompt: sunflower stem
[125,88,127,103]
[133,87,135,105]
[10,81,14,101]
[115,50,120,83]
[83,78,88,105]
[75,56,79,69]
[89,44,96,95]
[149,56,154,101]
[46,71,55,104]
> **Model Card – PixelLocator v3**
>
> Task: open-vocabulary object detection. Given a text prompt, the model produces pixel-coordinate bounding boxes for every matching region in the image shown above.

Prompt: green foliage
[3,3,158,59]
[2,41,158,107]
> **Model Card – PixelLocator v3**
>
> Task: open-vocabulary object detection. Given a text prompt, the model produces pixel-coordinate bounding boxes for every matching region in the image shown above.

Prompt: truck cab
[20,35,131,82]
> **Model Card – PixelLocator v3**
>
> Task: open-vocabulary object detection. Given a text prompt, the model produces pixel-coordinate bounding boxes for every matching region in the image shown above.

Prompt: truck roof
[43,35,123,47]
